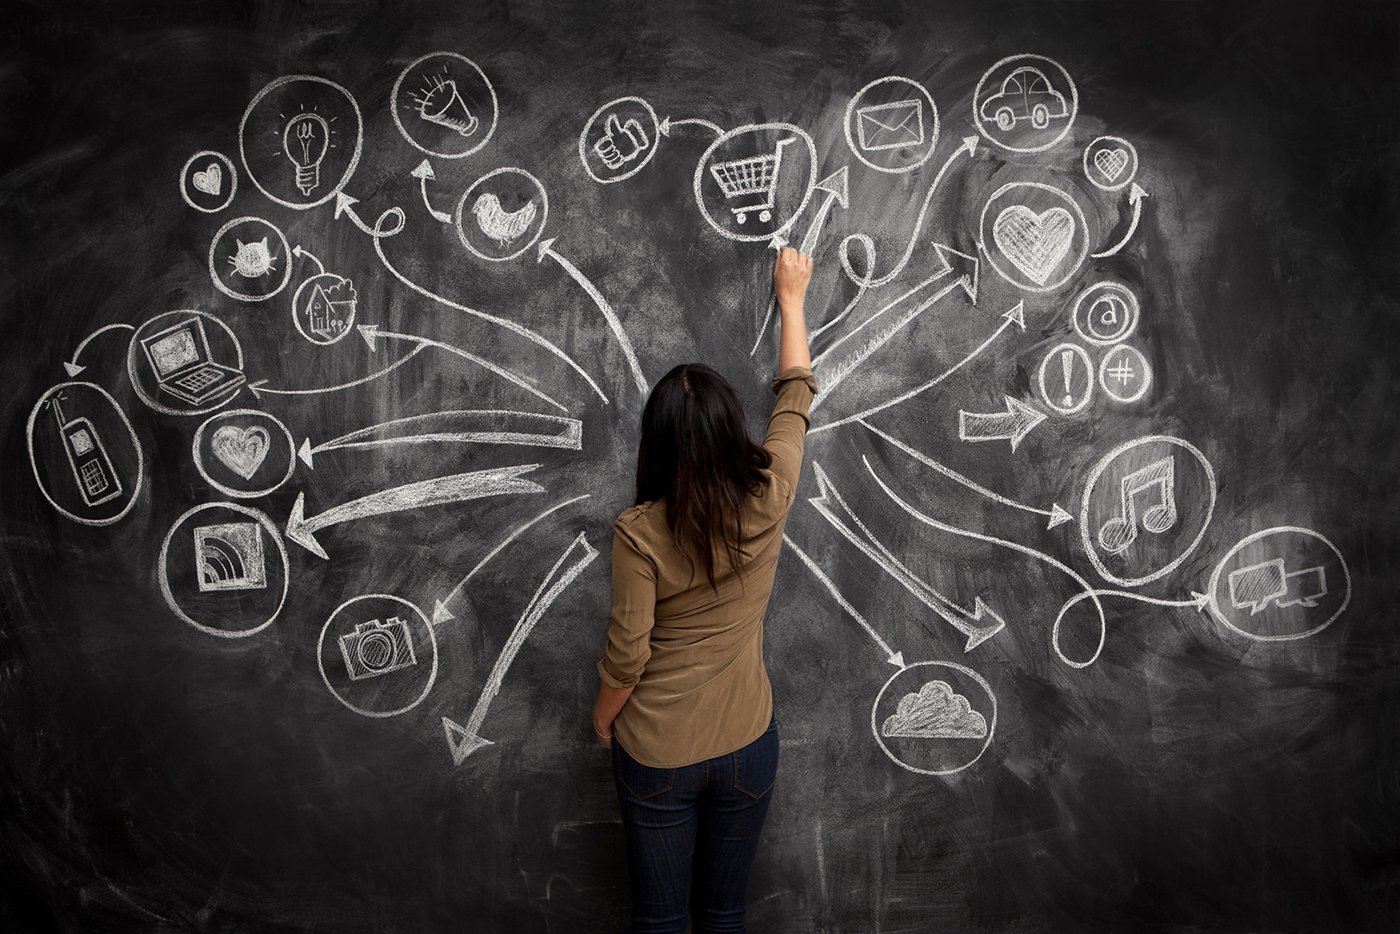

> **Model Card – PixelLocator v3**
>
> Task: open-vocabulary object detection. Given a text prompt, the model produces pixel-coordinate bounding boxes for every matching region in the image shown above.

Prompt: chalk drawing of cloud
[881,679,988,739]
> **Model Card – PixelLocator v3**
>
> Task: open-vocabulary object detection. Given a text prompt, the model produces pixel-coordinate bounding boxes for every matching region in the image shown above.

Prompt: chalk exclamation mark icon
[1060,348,1074,407]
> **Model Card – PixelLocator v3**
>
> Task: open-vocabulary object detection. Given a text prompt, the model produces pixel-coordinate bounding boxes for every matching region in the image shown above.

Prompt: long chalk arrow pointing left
[285,464,546,559]
[410,160,452,224]
[958,395,1047,452]
[444,531,599,764]
[64,323,135,377]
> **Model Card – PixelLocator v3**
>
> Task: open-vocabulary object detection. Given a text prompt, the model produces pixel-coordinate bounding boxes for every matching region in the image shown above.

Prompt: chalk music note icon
[1096,456,1178,554]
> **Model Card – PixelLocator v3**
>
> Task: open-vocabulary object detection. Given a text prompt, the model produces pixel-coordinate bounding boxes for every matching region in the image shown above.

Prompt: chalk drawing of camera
[339,617,418,681]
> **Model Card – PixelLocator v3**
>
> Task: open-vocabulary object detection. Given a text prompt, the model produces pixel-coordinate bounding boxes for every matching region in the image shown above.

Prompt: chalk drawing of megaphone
[416,78,479,137]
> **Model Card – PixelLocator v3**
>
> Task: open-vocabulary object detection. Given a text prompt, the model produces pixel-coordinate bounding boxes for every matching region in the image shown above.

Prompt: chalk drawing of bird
[471,194,538,246]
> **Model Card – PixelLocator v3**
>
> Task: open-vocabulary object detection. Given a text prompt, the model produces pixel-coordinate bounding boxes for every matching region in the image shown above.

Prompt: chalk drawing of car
[980,66,1069,131]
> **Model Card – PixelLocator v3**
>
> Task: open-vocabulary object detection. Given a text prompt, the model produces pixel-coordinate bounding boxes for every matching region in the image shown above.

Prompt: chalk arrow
[432,599,455,626]
[784,535,905,668]
[811,243,979,406]
[767,233,788,251]
[285,464,546,560]
[808,462,1004,652]
[858,418,1072,529]
[64,323,135,376]
[335,192,405,238]
[1190,591,1211,611]
[798,167,849,255]
[298,410,582,470]
[356,324,567,413]
[410,159,452,224]
[958,396,1047,451]
[444,531,599,764]
[291,244,326,275]
[1092,182,1149,258]
[246,344,427,400]
[658,116,724,138]
[812,300,1026,435]
[536,238,649,397]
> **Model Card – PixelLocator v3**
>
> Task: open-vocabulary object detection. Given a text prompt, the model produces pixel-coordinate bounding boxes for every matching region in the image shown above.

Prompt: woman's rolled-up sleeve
[596,521,658,688]
[764,365,819,496]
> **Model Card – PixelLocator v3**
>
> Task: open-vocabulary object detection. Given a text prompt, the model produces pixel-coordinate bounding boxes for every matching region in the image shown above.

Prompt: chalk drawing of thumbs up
[593,113,649,169]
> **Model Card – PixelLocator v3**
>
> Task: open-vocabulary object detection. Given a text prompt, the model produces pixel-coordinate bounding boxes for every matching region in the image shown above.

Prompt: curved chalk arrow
[410,160,452,224]
[783,534,904,668]
[64,323,135,377]
[858,419,1072,529]
[444,531,599,763]
[1092,182,1148,258]
[658,116,724,138]
[299,409,582,469]
[358,324,567,414]
[860,455,1110,668]
[291,243,326,275]
[811,300,1026,435]
[537,238,648,397]
[285,464,546,560]
[958,395,1047,452]
[808,461,1005,651]
[334,192,405,238]
[248,344,428,399]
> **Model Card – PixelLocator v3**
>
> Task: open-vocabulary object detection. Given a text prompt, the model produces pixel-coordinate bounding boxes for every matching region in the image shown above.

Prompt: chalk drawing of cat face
[228,237,276,278]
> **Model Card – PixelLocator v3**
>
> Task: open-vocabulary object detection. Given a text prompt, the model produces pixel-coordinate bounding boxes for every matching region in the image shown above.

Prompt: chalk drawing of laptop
[139,317,246,405]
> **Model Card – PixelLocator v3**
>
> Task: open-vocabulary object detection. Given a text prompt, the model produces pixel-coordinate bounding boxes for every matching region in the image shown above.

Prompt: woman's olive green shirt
[596,365,817,768]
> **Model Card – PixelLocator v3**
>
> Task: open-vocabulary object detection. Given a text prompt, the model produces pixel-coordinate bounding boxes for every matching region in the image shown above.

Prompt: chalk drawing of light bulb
[283,112,329,196]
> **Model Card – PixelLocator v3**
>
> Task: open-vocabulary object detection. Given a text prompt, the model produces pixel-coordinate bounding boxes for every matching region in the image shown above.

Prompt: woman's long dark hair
[635,364,773,592]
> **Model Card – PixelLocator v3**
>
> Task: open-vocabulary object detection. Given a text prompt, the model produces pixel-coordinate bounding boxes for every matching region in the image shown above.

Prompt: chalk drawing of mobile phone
[50,395,122,507]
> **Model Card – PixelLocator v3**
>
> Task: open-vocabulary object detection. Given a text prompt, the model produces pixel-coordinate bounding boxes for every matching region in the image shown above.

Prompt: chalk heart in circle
[992,205,1075,286]
[211,425,270,480]
[1094,147,1129,182]
[192,163,223,196]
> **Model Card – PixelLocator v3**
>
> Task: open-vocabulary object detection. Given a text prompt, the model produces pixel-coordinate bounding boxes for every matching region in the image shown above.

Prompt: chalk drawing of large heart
[992,205,1075,286]
[192,163,223,196]
[1093,147,1129,182]
[211,425,270,480]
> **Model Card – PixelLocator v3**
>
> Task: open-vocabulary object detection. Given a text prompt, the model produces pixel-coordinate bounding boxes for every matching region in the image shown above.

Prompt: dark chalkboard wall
[3,1,1398,931]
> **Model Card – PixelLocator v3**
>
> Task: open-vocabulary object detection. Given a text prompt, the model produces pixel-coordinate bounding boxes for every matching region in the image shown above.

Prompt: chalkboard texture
[2,1,1398,931]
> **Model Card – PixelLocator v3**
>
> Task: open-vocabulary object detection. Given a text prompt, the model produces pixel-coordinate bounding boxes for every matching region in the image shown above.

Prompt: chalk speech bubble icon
[1228,558,1287,615]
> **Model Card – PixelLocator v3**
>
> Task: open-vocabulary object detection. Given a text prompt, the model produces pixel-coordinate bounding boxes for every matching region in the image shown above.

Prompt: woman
[592,246,816,933]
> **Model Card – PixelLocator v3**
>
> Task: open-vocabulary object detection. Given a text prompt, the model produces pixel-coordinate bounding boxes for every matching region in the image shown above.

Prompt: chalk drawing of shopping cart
[708,137,797,224]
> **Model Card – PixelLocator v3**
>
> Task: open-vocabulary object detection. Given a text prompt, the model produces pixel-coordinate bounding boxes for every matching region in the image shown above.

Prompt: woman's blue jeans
[612,712,779,934]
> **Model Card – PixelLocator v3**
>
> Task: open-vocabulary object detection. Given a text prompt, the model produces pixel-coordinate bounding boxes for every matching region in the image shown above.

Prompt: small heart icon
[1093,147,1129,182]
[192,163,223,196]
[211,425,269,480]
[992,205,1075,286]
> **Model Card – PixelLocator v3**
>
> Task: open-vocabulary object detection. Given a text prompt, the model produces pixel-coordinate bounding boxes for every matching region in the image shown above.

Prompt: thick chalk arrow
[285,464,546,560]
[63,323,135,376]
[410,160,452,224]
[536,238,649,397]
[799,167,850,255]
[357,324,567,414]
[808,462,1004,651]
[958,395,1047,451]
[335,192,406,238]
[298,410,582,469]
[860,455,1112,669]
[291,244,326,275]
[443,531,599,763]
[432,494,592,625]
[811,300,1026,435]
[783,535,904,668]
[658,116,724,138]
[371,237,608,405]
[1092,182,1148,258]
[859,419,1072,529]
[247,345,427,400]
[810,244,979,406]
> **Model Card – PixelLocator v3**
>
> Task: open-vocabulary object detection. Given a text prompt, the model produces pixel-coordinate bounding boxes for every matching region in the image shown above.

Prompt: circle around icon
[1205,527,1351,642]
[390,51,498,160]
[1072,282,1139,346]
[1037,342,1094,415]
[290,272,357,345]
[159,502,290,639]
[208,216,292,303]
[317,593,440,718]
[26,381,144,527]
[973,54,1079,154]
[180,150,237,213]
[692,123,818,243]
[842,75,940,175]
[453,167,549,262]
[870,661,997,776]
[978,181,1089,293]
[191,409,296,499]
[578,96,662,184]
[238,75,364,211]
[1082,136,1139,192]
[127,310,247,417]
[1098,344,1152,404]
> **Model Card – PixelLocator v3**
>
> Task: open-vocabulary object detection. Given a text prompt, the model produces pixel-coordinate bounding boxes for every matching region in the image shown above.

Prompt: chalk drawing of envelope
[856,99,925,152]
